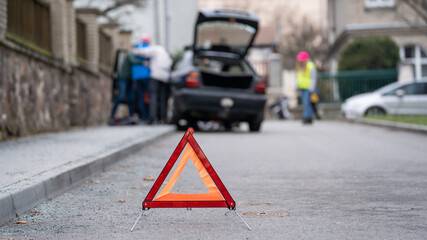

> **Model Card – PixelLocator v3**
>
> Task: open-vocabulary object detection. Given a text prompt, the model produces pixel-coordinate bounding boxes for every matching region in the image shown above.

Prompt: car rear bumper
[174,88,266,121]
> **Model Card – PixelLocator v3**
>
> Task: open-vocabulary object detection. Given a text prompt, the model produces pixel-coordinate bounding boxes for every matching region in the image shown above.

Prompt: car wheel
[364,107,386,116]
[166,95,177,124]
[175,122,187,131]
[223,121,233,131]
[248,119,262,132]
[187,119,199,131]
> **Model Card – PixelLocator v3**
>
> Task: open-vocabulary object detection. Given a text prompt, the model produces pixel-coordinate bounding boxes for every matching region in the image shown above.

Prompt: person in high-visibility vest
[296,51,317,124]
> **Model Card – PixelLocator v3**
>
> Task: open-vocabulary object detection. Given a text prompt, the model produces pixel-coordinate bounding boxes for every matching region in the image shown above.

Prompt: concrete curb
[350,118,427,134]
[0,127,175,225]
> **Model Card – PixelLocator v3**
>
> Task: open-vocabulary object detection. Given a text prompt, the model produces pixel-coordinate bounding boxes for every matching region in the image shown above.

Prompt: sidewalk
[0,125,174,225]
[352,118,427,134]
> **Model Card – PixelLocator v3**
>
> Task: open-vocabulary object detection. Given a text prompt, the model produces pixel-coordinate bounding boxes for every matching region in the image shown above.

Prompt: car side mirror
[396,89,405,98]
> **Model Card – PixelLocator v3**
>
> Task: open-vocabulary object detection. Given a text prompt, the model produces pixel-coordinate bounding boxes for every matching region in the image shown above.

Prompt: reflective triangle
[142,128,235,209]
[154,144,223,201]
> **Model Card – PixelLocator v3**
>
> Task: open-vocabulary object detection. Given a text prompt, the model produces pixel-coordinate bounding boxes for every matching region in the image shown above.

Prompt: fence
[250,58,269,77]
[317,69,398,103]
[6,0,51,52]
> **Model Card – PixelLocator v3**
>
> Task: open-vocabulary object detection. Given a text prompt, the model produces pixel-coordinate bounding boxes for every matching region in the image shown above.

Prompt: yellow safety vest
[296,61,315,89]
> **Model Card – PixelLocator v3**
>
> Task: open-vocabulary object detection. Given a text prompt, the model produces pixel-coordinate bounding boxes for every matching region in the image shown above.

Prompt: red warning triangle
[142,128,236,210]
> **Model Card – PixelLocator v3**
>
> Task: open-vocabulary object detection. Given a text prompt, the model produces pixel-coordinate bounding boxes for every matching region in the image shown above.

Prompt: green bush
[338,36,400,71]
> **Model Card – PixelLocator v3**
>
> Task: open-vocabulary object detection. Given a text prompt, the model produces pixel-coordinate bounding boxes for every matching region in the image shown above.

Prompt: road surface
[1,121,426,239]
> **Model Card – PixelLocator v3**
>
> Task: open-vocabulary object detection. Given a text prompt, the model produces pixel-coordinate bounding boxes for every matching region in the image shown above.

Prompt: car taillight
[254,77,266,94]
[185,72,200,88]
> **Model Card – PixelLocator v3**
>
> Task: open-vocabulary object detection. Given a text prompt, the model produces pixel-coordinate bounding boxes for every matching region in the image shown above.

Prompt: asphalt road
[1,121,426,239]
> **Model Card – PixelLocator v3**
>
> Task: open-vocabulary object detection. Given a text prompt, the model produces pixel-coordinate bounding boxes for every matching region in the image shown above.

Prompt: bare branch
[76,0,148,24]
[100,0,142,16]
[397,0,427,35]
[279,17,328,70]
[396,10,427,34]
[400,0,427,23]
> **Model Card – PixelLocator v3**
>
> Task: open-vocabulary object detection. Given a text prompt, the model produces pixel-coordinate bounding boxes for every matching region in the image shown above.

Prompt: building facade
[0,0,131,140]
[328,0,427,80]
[198,0,327,29]
[121,0,198,54]
[198,0,328,109]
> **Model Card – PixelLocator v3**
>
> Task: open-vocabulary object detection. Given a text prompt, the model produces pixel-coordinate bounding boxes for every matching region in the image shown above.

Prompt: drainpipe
[164,0,170,52]
[154,0,160,45]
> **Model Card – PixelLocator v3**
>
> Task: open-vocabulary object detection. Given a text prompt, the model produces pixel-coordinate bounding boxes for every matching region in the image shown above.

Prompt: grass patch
[364,115,427,126]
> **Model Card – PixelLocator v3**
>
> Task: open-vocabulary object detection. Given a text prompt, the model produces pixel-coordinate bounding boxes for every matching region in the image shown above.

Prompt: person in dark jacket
[109,54,139,124]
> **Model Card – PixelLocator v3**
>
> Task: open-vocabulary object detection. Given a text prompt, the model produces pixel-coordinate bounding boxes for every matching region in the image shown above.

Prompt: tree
[397,0,427,34]
[400,0,427,22]
[338,36,400,71]
[279,17,328,70]
[74,0,148,24]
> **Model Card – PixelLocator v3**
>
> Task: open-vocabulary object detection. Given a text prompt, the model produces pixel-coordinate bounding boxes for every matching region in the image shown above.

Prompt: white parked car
[341,79,427,118]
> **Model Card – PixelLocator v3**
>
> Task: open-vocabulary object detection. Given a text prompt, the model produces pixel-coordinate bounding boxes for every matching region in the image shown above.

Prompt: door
[407,82,427,114]
[193,9,259,58]
[111,49,129,103]
[383,83,427,114]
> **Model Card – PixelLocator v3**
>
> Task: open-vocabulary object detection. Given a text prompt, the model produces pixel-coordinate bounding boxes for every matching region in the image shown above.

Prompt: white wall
[282,70,298,108]
[129,0,157,44]
[168,0,198,54]
[130,0,197,54]
[398,63,414,83]
[74,0,197,53]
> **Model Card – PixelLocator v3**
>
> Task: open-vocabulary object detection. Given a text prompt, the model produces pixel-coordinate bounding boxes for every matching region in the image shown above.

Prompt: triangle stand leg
[130,211,144,232]
[234,210,252,231]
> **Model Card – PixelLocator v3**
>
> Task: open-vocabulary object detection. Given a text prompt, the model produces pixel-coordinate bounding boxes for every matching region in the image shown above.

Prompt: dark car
[168,9,267,131]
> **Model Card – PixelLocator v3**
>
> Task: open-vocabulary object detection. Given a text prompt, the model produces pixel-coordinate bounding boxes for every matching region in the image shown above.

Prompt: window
[6,0,51,54]
[386,83,427,95]
[193,57,253,74]
[401,45,427,79]
[421,83,427,94]
[404,46,415,59]
[402,83,426,95]
[76,19,87,61]
[423,64,427,78]
[99,30,112,68]
[365,0,395,8]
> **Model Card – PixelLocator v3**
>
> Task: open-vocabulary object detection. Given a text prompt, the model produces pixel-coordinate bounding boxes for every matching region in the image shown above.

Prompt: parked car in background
[341,79,427,118]
[167,9,266,132]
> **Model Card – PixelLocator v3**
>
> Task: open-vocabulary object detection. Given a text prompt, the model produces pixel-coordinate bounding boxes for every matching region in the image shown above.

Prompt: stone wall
[69,67,111,126]
[0,43,111,140]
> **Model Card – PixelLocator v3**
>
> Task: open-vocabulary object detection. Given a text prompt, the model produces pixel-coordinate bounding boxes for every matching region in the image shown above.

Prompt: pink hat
[141,33,151,44]
[297,51,309,62]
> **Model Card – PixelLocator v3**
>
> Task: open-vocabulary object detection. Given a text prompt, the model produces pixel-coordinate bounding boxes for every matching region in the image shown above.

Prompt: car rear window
[193,57,253,74]
[196,21,256,56]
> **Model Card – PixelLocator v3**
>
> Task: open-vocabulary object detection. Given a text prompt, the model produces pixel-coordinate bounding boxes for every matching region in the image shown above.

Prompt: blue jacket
[132,42,151,81]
